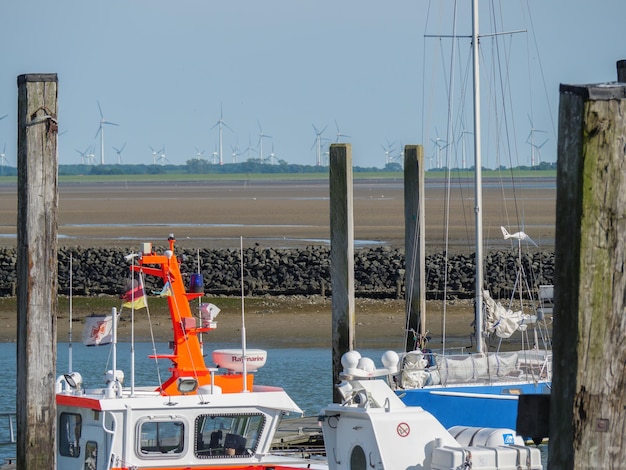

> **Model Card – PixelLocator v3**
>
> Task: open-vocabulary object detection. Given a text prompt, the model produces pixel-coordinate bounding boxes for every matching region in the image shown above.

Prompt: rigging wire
[441,0,461,355]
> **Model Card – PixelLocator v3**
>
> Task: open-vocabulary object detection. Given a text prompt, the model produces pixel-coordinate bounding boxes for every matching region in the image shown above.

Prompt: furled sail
[482,290,535,339]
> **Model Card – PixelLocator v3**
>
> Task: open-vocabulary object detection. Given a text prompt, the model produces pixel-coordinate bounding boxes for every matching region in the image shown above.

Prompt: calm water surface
[0,342,386,462]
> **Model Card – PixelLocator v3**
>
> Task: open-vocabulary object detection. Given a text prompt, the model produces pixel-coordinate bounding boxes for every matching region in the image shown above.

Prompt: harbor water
[0,341,385,462]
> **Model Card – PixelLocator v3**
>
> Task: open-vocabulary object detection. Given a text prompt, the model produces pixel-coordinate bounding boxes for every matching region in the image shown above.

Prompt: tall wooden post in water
[550,81,626,468]
[329,143,355,403]
[617,59,626,82]
[404,145,426,352]
[16,73,59,468]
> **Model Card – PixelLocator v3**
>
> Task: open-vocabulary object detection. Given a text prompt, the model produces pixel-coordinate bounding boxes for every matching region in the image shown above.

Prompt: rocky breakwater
[0,245,554,299]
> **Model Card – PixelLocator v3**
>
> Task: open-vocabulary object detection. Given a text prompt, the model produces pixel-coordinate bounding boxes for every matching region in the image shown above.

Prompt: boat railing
[537,284,554,318]
[0,412,16,446]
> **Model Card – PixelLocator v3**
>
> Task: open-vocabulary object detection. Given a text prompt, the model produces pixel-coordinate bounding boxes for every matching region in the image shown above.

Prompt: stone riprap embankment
[0,246,554,299]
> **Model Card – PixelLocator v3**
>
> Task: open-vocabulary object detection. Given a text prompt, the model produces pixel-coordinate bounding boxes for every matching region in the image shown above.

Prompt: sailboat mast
[472,0,484,353]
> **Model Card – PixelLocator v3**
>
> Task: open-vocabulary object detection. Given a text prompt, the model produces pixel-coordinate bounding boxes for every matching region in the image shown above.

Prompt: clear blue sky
[0,0,624,168]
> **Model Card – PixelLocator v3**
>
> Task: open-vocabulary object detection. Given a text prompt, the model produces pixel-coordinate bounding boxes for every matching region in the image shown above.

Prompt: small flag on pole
[82,314,113,346]
[121,276,147,310]
[156,281,172,297]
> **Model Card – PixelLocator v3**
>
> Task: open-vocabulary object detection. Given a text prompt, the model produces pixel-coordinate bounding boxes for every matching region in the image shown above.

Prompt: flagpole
[68,253,73,373]
[197,248,203,355]
[240,237,248,393]
[112,306,117,394]
[130,265,137,397]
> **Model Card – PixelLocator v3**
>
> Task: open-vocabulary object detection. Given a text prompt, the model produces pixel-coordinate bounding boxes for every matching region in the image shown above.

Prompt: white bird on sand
[501,226,538,247]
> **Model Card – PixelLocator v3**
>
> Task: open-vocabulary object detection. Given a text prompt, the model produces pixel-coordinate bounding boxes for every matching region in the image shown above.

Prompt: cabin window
[59,412,82,458]
[84,441,98,470]
[138,420,185,456]
[195,413,265,458]
[350,445,367,470]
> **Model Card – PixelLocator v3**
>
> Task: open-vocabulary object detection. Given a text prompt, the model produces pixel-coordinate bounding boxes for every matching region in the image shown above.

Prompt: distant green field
[0,169,556,185]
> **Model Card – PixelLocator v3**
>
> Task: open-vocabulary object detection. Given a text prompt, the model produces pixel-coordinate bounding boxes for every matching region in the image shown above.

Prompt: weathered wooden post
[617,59,626,82]
[404,145,426,352]
[329,143,355,403]
[550,81,626,468]
[16,73,59,468]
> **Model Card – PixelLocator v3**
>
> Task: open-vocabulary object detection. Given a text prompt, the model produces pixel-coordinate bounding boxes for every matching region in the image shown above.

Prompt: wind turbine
[94,101,119,165]
[211,105,233,165]
[231,143,241,163]
[526,117,548,167]
[0,144,9,175]
[380,140,396,165]
[243,135,257,161]
[112,143,126,164]
[76,145,96,164]
[75,146,90,164]
[157,146,169,165]
[257,121,271,162]
[0,116,7,174]
[334,120,351,143]
[430,134,448,169]
[194,146,206,160]
[210,147,219,164]
[311,124,328,166]
[266,144,279,164]
[501,226,538,247]
[149,145,164,165]
[455,128,473,170]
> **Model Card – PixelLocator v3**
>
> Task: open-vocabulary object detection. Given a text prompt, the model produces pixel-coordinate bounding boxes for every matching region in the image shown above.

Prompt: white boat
[394,0,552,432]
[55,235,326,470]
[320,350,543,470]
[47,234,543,470]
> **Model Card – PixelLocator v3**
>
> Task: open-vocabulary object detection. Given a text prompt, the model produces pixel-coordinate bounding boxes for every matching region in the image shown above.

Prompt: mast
[472,0,484,353]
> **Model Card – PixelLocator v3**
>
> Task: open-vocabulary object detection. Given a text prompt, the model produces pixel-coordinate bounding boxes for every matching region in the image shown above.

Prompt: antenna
[334,120,351,143]
[211,104,233,165]
[311,124,328,166]
[95,101,119,165]
[239,236,248,392]
[112,142,127,164]
[257,120,271,162]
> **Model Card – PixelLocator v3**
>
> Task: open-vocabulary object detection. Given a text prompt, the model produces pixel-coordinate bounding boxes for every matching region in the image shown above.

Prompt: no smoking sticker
[397,422,410,437]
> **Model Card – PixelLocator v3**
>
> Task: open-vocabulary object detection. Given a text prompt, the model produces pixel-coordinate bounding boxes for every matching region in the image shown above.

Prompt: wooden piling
[617,59,626,82]
[403,145,426,352]
[16,73,59,468]
[329,143,354,403]
[550,82,626,468]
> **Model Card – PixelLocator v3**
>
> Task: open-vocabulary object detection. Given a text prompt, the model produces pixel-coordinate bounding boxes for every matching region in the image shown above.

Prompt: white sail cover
[482,289,535,338]
[82,314,113,346]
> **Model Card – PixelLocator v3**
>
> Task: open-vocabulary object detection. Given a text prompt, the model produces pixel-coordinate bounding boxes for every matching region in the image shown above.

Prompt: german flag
[121,277,147,310]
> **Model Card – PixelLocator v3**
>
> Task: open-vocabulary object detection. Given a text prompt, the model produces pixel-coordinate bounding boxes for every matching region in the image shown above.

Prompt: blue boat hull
[397,381,551,430]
